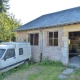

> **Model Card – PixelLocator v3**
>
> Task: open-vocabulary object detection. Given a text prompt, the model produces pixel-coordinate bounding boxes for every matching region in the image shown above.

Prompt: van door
[1,49,16,69]
[17,48,24,62]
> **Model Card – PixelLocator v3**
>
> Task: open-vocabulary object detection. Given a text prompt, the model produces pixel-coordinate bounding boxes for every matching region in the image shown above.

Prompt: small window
[48,31,58,46]
[54,32,58,38]
[34,34,39,45]
[54,32,58,46]
[30,34,34,45]
[49,32,54,46]
[4,49,15,59]
[19,48,23,55]
[29,33,39,45]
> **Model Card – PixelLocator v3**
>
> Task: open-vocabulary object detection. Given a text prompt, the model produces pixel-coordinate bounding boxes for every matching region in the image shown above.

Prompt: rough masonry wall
[16,27,64,62]
[61,31,69,65]
[16,31,28,41]
[61,24,80,65]
[16,24,80,65]
[17,30,41,62]
[42,28,63,62]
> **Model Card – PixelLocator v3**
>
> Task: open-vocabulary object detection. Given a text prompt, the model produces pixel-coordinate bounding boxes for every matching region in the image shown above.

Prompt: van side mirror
[3,54,9,61]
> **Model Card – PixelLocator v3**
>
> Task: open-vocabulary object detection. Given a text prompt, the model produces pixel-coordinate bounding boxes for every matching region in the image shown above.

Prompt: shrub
[38,58,64,67]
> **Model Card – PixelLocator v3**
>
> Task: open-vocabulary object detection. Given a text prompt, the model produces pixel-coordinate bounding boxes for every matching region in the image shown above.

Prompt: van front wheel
[24,59,29,65]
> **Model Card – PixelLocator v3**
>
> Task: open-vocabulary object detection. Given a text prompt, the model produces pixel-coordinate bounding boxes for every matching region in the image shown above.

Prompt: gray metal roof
[15,6,80,31]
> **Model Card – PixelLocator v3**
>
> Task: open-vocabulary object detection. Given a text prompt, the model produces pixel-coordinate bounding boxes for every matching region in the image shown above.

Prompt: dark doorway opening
[69,31,80,58]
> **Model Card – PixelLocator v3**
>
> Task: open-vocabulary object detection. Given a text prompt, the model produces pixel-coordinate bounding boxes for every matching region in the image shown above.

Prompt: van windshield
[0,49,6,58]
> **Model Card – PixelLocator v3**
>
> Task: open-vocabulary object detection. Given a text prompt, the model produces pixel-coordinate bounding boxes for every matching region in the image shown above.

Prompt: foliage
[0,13,21,42]
[0,61,65,80]
[0,64,28,80]
[28,57,35,65]
[24,38,27,42]
[0,0,9,13]
[0,0,21,42]
[1,60,80,80]
[38,58,64,67]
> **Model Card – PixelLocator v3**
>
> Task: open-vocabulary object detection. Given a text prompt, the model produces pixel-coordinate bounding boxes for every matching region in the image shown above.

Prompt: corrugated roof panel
[14,6,80,31]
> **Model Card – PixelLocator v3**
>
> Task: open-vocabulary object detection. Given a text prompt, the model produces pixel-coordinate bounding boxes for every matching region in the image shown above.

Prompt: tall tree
[0,13,21,41]
[0,0,9,12]
[0,0,21,41]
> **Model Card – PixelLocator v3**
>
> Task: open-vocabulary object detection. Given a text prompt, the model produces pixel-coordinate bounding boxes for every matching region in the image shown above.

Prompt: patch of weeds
[53,61,64,67]
[28,57,36,65]
[67,68,80,80]
[0,64,29,79]
[28,60,34,65]
[39,58,51,65]
[7,64,29,73]
[38,58,64,67]
[0,73,3,80]
[67,65,76,69]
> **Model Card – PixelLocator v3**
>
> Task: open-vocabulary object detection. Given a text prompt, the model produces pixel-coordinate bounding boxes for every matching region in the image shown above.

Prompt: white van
[0,42,31,72]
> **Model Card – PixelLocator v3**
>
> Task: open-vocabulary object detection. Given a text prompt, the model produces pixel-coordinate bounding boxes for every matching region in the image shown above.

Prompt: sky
[9,0,80,24]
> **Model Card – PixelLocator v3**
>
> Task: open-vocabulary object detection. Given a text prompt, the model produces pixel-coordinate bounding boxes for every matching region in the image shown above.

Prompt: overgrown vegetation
[0,13,21,42]
[0,60,66,80]
[0,60,80,80]
[0,0,9,13]
[38,59,64,67]
[0,64,28,80]
[0,0,21,42]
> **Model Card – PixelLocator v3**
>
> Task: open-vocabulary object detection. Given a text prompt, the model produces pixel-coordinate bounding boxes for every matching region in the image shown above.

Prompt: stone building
[14,6,80,65]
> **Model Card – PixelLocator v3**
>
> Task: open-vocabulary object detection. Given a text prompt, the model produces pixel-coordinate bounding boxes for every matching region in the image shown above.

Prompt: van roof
[1,42,30,45]
[0,45,15,49]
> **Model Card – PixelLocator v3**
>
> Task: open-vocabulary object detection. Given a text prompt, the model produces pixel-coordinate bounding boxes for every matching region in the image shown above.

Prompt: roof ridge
[43,6,80,16]
[14,6,80,31]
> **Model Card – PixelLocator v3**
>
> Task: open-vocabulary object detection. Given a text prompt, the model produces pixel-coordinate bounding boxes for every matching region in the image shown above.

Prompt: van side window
[19,48,23,55]
[4,49,15,59]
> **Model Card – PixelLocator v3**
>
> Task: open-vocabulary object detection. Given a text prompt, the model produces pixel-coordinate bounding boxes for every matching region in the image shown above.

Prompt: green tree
[8,13,21,41]
[0,0,9,12]
[0,13,21,41]
[0,0,21,42]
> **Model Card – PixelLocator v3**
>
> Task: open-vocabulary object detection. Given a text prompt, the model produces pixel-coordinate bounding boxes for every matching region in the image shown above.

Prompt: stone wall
[42,29,63,61]
[61,32,69,65]
[16,27,64,63]
[16,24,80,65]
[17,30,41,62]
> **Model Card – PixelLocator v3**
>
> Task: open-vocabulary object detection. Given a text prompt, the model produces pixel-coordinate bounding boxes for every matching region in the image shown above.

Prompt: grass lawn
[27,65,65,80]
[0,60,80,80]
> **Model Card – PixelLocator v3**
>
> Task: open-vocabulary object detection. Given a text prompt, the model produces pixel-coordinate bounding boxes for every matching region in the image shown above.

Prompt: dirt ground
[3,65,43,80]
